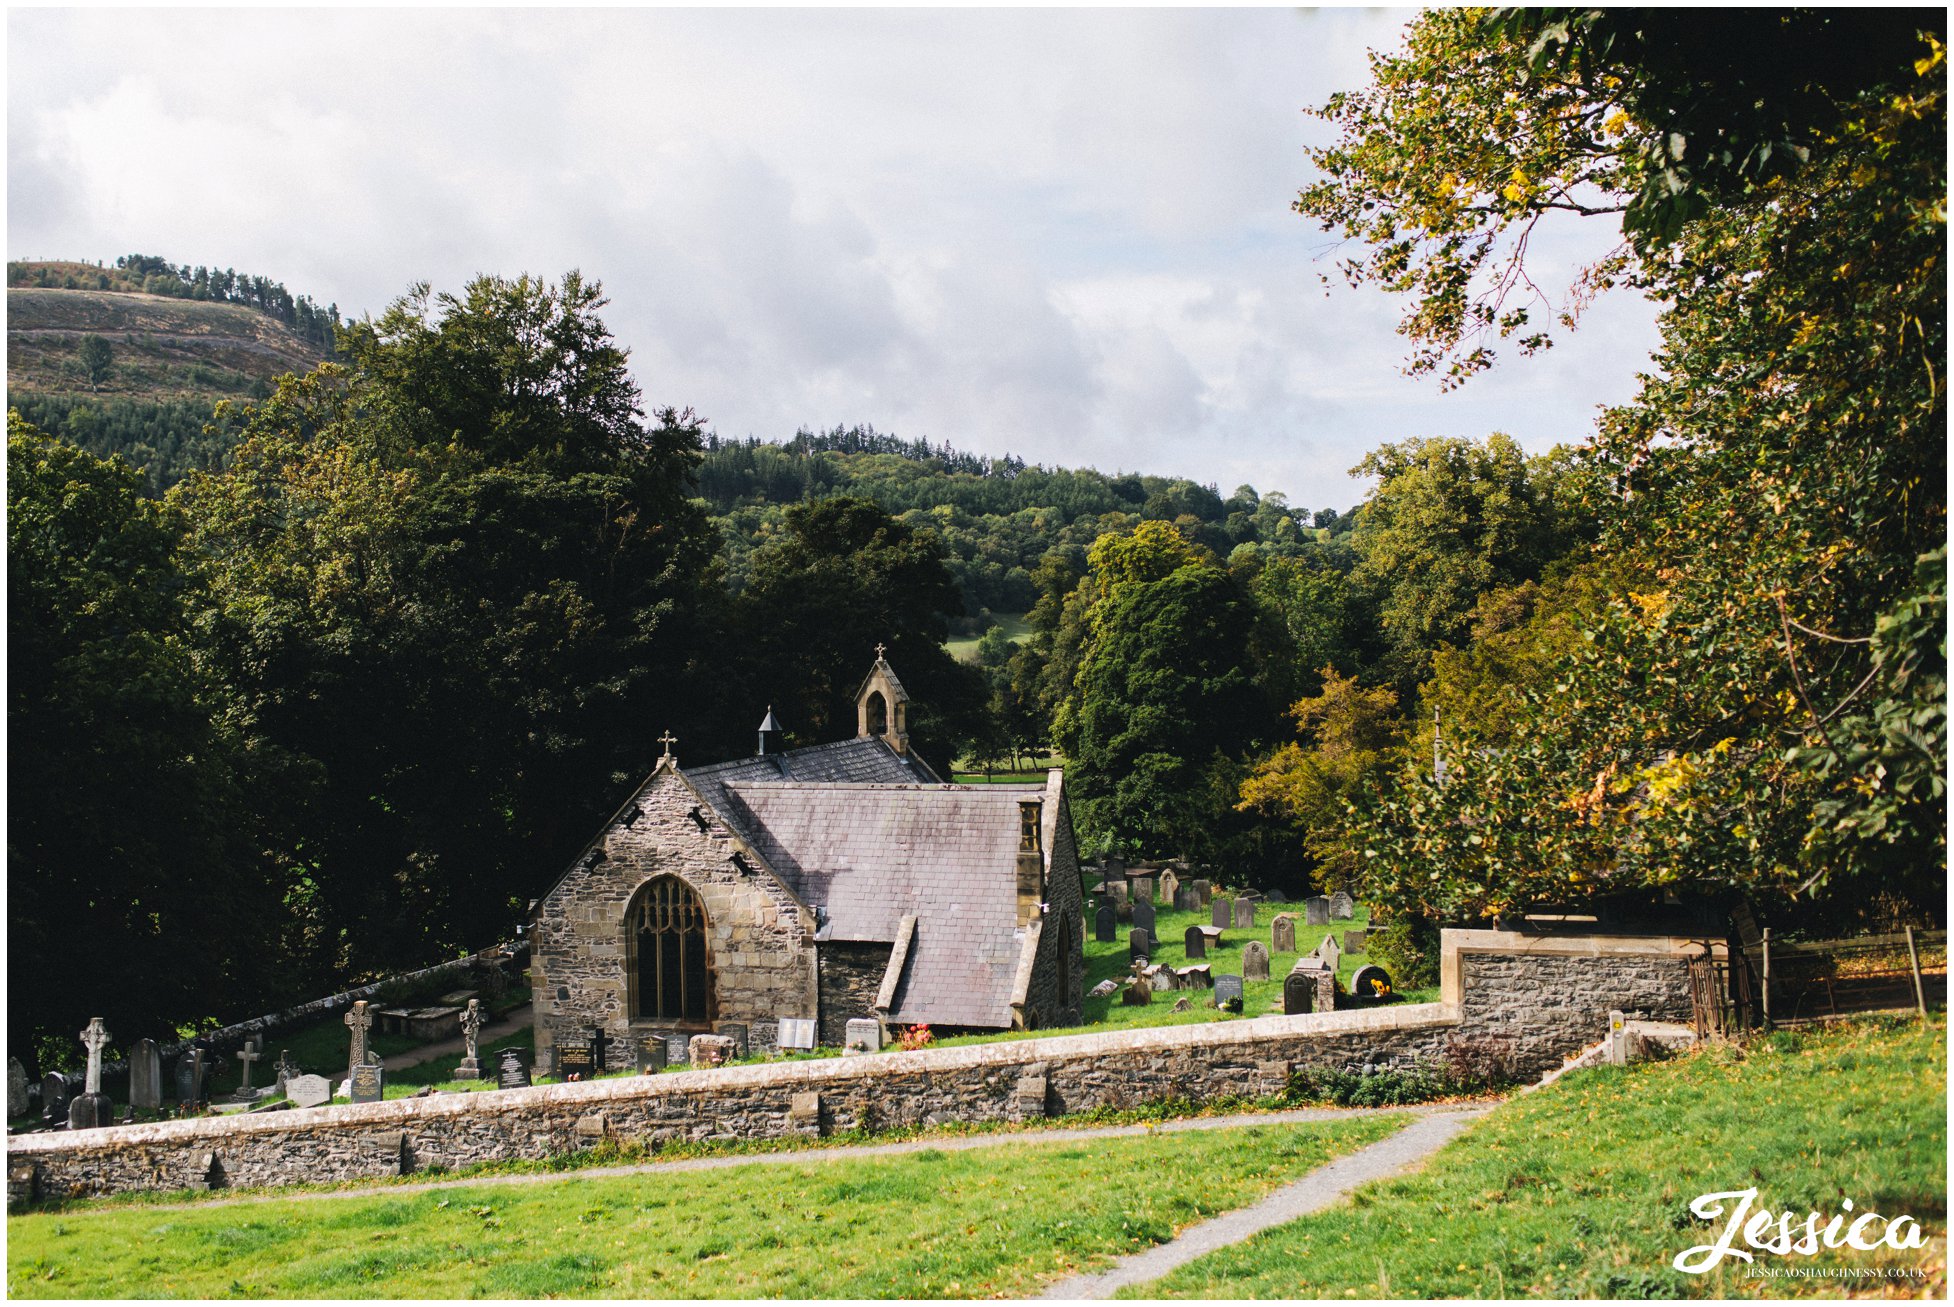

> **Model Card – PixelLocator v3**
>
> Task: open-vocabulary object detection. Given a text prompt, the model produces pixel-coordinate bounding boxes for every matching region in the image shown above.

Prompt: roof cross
[874,642,887,660]
[658,730,678,760]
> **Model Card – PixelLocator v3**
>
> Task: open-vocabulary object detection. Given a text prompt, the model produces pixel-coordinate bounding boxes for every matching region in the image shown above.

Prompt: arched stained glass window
[629,877,711,1024]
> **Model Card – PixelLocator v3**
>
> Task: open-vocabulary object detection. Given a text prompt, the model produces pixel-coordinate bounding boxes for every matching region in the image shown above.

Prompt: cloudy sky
[9,6,1661,509]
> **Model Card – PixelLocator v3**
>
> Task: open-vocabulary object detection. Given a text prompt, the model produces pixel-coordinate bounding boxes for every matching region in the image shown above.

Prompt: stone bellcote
[854,645,911,756]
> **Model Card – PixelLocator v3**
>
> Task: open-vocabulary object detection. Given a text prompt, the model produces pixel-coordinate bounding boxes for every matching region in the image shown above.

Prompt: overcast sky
[8,6,1661,509]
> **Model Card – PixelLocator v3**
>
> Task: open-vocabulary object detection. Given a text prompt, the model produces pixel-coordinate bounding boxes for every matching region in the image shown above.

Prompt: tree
[76,334,112,388]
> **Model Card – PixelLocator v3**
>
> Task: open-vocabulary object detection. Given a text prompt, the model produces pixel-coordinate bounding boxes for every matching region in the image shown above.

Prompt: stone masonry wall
[816,942,893,1045]
[1023,783,1086,1028]
[530,764,817,1063]
[9,930,1708,1203]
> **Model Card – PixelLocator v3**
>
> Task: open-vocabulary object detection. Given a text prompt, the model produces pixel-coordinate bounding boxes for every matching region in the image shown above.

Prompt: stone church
[530,652,1086,1064]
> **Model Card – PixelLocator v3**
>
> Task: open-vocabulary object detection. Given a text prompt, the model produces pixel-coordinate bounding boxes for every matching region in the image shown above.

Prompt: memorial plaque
[497,1049,533,1089]
[1184,924,1207,959]
[843,1019,881,1053]
[286,1074,332,1109]
[636,1037,670,1073]
[1214,973,1245,1006]
[349,1062,385,1104]
[555,1042,595,1079]
[777,1018,818,1052]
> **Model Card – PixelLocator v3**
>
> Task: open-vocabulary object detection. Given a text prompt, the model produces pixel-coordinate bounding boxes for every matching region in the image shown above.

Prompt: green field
[944,611,1031,663]
[1128,1015,1948,1300]
[6,1117,1405,1298]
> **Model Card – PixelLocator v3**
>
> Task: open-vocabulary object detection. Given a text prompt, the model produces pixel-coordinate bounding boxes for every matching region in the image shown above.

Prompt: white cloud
[7,6,1660,508]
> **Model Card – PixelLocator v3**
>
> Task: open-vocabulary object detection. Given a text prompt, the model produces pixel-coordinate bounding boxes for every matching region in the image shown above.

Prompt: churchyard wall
[8,929,1708,1204]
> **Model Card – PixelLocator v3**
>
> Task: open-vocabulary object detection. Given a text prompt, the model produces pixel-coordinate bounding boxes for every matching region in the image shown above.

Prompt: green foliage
[1286,1060,1456,1108]
[1359,912,1441,991]
[75,334,112,387]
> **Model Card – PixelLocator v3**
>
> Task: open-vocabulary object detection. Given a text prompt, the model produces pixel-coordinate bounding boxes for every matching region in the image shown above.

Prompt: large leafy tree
[1303,10,1945,921]
[173,274,719,971]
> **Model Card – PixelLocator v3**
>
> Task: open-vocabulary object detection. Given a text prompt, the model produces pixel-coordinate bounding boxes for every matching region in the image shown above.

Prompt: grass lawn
[7,1116,1407,1298]
[945,611,1031,664]
[1127,1014,1947,1300]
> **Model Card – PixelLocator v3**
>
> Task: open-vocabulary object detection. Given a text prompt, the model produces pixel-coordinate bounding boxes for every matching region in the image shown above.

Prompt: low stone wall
[7,929,1707,1204]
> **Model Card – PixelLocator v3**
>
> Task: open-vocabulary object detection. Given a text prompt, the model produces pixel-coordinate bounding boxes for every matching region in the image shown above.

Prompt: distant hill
[7,259,337,491]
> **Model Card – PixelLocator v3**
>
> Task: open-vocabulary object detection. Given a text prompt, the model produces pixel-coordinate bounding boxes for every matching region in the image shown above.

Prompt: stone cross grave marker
[1183,924,1207,959]
[1095,905,1116,943]
[233,1037,263,1102]
[1330,891,1355,920]
[174,1048,206,1106]
[1271,914,1296,954]
[777,1018,817,1052]
[589,1026,613,1072]
[1283,968,1316,1015]
[70,1018,115,1129]
[1304,896,1331,926]
[344,1000,375,1077]
[637,1036,669,1074]
[286,1074,331,1109]
[1232,897,1256,929]
[1131,899,1156,944]
[497,1048,532,1089]
[80,1018,112,1096]
[1129,928,1151,964]
[1158,871,1179,905]
[1213,973,1245,1008]
[456,1000,485,1079]
[1211,897,1232,929]
[273,1049,299,1098]
[1122,973,1152,1005]
[1242,941,1271,981]
[8,1057,27,1118]
[349,1061,385,1104]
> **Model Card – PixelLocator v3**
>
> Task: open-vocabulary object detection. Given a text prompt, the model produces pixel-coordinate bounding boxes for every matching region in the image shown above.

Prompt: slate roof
[683,736,939,821]
[717,781,1043,1029]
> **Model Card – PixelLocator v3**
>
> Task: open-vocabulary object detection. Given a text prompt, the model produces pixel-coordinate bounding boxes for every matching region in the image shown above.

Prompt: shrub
[1363,909,1441,989]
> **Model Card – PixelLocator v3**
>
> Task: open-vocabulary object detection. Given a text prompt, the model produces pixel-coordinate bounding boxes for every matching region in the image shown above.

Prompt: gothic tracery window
[629,877,711,1024]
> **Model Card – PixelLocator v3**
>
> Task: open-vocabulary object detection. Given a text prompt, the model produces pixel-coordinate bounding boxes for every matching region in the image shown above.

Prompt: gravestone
[1129,928,1151,963]
[555,1041,595,1080]
[1193,879,1212,906]
[1130,876,1154,904]
[1271,914,1297,954]
[1283,969,1316,1015]
[1094,906,1116,942]
[1211,897,1232,929]
[1330,891,1355,920]
[1314,934,1342,973]
[689,1034,737,1067]
[348,1062,385,1104]
[41,1072,74,1127]
[68,1092,109,1130]
[8,1058,27,1118]
[1183,925,1207,959]
[589,1027,613,1072]
[1343,929,1368,955]
[636,1037,669,1073]
[1158,871,1180,906]
[1171,996,1191,1013]
[1267,890,1288,903]
[1116,899,1134,924]
[776,1018,817,1052]
[496,1048,532,1089]
[718,1023,750,1060]
[1176,964,1212,990]
[844,1020,881,1054]
[1173,886,1199,912]
[1305,896,1331,926]
[1350,964,1393,998]
[1088,978,1120,998]
[1149,964,1177,992]
[456,1000,485,1080]
[173,1048,206,1106]
[285,1074,331,1109]
[1232,898,1256,929]
[272,1049,300,1098]
[232,1037,263,1102]
[344,1000,377,1079]
[1242,941,1271,981]
[1131,900,1156,943]
[1213,973,1245,1008]
[1122,977,1152,1005]
[1103,879,1129,905]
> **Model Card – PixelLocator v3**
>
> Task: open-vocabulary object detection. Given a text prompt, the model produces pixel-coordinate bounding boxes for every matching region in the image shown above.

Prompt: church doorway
[628,876,712,1024]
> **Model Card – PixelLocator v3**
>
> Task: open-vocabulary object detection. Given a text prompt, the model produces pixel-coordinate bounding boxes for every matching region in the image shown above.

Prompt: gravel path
[93,1100,1486,1213]
[1036,1105,1493,1300]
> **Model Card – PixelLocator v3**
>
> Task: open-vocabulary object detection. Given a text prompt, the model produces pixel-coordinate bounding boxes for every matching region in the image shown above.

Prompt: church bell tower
[855,643,911,756]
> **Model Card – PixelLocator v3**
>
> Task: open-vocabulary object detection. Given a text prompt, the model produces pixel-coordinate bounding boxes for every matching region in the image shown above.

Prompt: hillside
[6,259,339,491]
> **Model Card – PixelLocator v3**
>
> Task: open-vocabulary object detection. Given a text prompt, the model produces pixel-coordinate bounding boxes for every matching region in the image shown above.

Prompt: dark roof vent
[757,706,786,757]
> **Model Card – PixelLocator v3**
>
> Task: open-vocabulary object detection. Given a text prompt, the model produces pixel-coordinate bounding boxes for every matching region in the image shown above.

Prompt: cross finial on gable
[659,730,677,760]
[874,642,886,661]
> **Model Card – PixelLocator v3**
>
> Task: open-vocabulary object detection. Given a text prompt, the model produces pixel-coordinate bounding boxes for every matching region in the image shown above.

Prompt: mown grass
[1127,1014,1947,1300]
[6,1116,1405,1298]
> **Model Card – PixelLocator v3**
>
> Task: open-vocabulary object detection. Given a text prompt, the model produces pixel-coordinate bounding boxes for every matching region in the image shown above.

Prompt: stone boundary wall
[8,930,1705,1204]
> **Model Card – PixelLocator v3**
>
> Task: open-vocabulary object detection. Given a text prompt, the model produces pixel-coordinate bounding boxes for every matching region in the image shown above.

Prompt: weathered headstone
[1158,871,1180,906]
[1350,964,1393,999]
[1129,929,1151,963]
[456,1000,485,1080]
[1314,934,1342,973]
[776,1018,817,1052]
[1094,905,1116,942]
[1232,898,1256,929]
[1330,891,1355,920]
[41,1072,74,1126]
[1102,878,1129,905]
[1271,914,1297,954]
[1176,964,1212,990]
[1131,899,1156,943]
[1214,973,1245,1007]
[349,1062,385,1104]
[1183,924,1207,959]
[1173,886,1198,912]
[1267,890,1288,903]
[843,1019,881,1054]
[1171,996,1191,1013]
[173,1048,206,1106]
[1130,875,1154,904]
[718,1023,750,1060]
[1088,978,1120,998]
[8,1058,27,1118]
[1283,969,1316,1015]
[688,1034,737,1067]
[496,1048,532,1089]
[272,1049,300,1098]
[1305,896,1331,926]
[1242,941,1271,981]
[1211,897,1232,929]
[1148,964,1177,992]
[1343,929,1369,955]
[285,1074,331,1109]
[555,1042,595,1080]
[1193,878,1213,906]
[636,1037,669,1073]
[1122,977,1152,1005]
